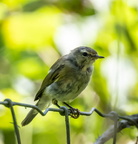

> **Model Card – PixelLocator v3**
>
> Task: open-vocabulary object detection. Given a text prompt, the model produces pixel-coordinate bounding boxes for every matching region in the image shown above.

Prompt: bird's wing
[34,58,65,101]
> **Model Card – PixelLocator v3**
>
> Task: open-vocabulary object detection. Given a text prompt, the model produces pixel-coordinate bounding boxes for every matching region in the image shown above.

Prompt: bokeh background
[0,0,138,144]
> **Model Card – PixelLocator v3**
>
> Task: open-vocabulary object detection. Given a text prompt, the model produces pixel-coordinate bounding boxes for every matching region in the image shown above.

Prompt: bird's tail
[21,98,51,126]
[21,108,38,126]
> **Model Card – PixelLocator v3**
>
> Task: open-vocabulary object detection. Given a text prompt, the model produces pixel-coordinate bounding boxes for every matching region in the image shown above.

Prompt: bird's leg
[52,99,60,108]
[52,99,68,116]
[63,102,80,119]
[63,102,73,109]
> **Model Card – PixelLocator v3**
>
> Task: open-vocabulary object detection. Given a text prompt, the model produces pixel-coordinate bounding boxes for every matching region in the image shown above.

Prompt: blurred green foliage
[0,0,138,144]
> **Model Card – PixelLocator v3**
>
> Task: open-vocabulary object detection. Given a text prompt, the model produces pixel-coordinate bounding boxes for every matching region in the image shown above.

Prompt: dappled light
[0,0,138,144]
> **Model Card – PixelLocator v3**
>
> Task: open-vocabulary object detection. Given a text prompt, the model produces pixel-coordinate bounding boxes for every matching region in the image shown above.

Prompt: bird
[21,46,104,126]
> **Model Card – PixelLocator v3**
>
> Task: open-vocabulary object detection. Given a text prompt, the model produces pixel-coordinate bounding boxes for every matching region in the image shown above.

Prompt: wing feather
[34,58,65,101]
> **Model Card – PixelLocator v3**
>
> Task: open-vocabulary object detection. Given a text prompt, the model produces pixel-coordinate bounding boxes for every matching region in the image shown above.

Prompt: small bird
[21,46,104,126]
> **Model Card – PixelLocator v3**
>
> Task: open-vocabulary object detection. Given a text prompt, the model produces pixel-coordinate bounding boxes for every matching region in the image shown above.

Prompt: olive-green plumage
[21,46,104,126]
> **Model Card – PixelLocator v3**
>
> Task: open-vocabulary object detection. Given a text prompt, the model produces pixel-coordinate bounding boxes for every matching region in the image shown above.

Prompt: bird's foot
[52,100,80,118]
[63,102,80,119]
[69,108,80,119]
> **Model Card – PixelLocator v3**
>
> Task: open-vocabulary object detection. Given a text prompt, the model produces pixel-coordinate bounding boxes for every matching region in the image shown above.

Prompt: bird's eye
[82,52,88,56]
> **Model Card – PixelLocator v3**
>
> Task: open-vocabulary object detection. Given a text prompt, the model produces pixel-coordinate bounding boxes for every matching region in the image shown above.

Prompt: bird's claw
[69,108,80,119]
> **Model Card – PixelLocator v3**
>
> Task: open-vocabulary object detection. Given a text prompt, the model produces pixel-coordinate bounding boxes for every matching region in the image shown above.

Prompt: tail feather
[21,109,38,126]
[21,96,51,126]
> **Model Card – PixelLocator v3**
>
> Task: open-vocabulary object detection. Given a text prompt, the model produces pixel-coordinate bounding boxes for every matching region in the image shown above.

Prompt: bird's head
[70,46,104,68]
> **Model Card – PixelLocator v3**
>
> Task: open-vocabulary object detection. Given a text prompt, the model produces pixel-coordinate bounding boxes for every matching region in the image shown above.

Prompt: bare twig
[94,115,138,144]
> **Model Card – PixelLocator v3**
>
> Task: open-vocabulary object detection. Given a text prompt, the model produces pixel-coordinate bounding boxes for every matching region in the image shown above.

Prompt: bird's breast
[44,67,92,102]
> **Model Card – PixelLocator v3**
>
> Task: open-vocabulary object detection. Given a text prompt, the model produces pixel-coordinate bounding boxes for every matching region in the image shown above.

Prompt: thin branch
[94,115,138,144]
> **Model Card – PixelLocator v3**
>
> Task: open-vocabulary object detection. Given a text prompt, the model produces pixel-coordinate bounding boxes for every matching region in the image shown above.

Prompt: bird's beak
[95,54,104,59]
